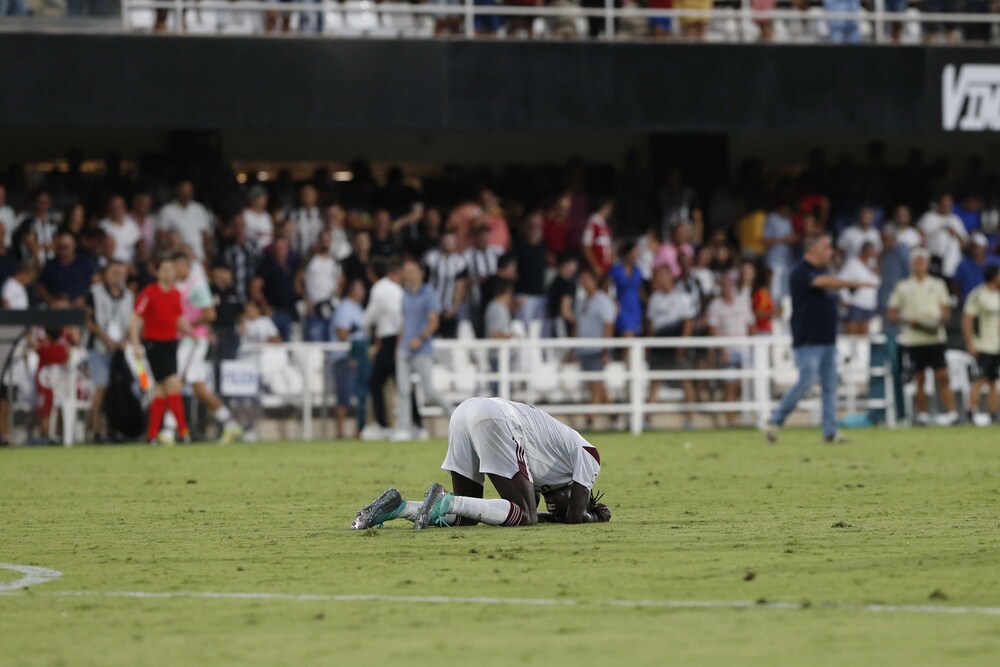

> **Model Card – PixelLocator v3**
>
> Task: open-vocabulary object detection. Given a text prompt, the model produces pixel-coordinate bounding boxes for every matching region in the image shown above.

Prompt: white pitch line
[0,563,63,592]
[4,564,1000,617]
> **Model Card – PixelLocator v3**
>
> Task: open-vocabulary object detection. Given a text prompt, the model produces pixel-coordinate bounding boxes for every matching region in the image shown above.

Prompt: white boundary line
[4,563,1000,617]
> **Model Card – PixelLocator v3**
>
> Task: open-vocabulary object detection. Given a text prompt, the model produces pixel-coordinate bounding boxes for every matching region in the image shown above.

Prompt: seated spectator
[654,221,694,279]
[37,232,95,308]
[513,213,547,326]
[424,227,468,339]
[838,206,881,262]
[570,267,617,428]
[954,233,999,303]
[887,249,957,426]
[243,185,274,252]
[824,0,860,44]
[250,237,300,341]
[705,273,754,427]
[610,240,644,337]
[645,266,698,424]
[919,193,968,280]
[299,230,343,342]
[547,251,578,339]
[99,195,142,265]
[763,202,797,302]
[962,264,1000,426]
[157,180,213,261]
[582,199,615,278]
[838,241,881,335]
[331,279,369,440]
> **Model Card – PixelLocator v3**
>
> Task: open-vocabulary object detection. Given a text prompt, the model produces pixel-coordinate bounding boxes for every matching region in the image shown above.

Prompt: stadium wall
[2,34,1000,134]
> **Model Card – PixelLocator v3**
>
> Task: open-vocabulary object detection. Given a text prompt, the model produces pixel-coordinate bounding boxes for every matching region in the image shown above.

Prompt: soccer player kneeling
[353,397,610,529]
[130,255,191,445]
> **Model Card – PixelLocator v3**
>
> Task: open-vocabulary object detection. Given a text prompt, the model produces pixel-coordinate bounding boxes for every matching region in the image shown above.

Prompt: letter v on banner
[942,64,1000,131]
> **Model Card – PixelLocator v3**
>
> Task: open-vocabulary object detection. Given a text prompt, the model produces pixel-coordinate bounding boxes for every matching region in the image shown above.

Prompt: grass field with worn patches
[2,427,1000,666]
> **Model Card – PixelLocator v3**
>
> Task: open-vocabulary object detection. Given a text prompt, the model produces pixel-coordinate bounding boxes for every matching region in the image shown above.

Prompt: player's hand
[588,503,612,523]
[409,337,423,352]
[177,317,192,335]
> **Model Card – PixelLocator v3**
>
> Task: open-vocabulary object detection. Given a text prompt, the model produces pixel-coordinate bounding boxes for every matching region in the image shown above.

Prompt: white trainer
[360,425,387,441]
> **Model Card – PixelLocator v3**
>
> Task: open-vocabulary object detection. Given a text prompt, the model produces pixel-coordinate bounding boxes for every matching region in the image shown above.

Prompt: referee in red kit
[130,255,191,444]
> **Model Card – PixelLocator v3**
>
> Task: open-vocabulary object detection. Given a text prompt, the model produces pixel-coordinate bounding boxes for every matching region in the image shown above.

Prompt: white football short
[442,397,533,486]
[176,337,210,385]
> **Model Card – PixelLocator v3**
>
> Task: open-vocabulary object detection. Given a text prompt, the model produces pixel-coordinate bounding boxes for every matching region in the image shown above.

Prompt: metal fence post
[499,342,511,400]
[629,339,644,435]
[874,0,885,45]
[753,336,770,429]
[604,0,615,40]
[464,0,474,38]
[63,360,77,447]
[302,348,313,441]
[174,0,183,33]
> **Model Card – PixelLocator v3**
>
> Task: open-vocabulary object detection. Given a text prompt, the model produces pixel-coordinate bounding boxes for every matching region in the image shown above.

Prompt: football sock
[148,397,166,441]
[166,394,189,436]
[399,500,459,526]
[450,497,523,527]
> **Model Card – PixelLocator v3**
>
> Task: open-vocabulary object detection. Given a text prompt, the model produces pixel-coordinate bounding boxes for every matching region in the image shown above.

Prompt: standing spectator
[752,0,776,41]
[250,237,300,341]
[394,259,454,441]
[323,204,352,261]
[645,266,698,423]
[331,279,369,439]
[675,0,711,39]
[581,199,614,278]
[15,190,58,265]
[131,192,157,251]
[362,261,404,441]
[547,251,578,339]
[402,206,442,260]
[636,227,662,285]
[218,215,258,306]
[962,265,1000,426]
[423,227,468,339]
[243,185,274,251]
[208,263,242,380]
[706,273,755,426]
[610,240,644,337]
[763,202,797,303]
[837,206,882,262]
[689,245,716,300]
[369,208,401,278]
[919,193,969,280]
[824,0,860,43]
[99,195,142,265]
[543,194,573,265]
[465,224,503,337]
[765,235,875,444]
[0,184,16,247]
[512,213,547,326]
[341,230,376,295]
[1,264,34,310]
[287,184,323,257]
[923,0,956,43]
[85,261,133,441]
[887,249,958,426]
[954,233,998,303]
[648,0,673,36]
[838,242,881,335]
[480,189,511,251]
[878,225,910,328]
[887,204,922,250]
[570,267,617,427]
[658,167,703,242]
[298,230,343,342]
[654,221,695,279]
[751,261,777,336]
[130,256,191,444]
[884,0,907,42]
[484,278,516,395]
[37,232,95,308]
[157,180,213,261]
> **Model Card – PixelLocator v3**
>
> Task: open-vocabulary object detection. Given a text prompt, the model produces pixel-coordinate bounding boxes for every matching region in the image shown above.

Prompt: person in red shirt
[543,194,572,266]
[581,199,614,277]
[751,262,777,335]
[130,256,191,444]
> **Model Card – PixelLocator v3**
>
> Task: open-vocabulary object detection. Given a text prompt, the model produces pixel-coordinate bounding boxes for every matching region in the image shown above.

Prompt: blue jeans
[0,0,27,14]
[271,310,294,342]
[305,314,331,342]
[770,344,838,438]
[824,0,860,43]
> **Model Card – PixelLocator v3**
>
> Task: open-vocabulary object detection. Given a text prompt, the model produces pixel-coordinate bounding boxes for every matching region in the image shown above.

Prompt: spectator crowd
[1,143,999,438]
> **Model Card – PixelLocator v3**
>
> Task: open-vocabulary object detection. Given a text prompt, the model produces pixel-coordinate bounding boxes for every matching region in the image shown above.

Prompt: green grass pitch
[2,427,1000,666]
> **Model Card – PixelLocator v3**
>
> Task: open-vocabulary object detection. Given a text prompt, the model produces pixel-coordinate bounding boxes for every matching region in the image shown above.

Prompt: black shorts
[905,344,947,372]
[144,340,178,383]
[975,353,1000,382]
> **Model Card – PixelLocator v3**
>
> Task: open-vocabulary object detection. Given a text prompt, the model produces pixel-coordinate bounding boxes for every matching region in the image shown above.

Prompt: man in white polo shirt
[99,195,142,264]
[299,230,343,342]
[919,193,968,279]
[157,180,214,261]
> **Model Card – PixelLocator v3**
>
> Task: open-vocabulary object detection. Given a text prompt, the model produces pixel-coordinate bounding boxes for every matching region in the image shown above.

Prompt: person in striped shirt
[464,224,503,337]
[422,227,468,339]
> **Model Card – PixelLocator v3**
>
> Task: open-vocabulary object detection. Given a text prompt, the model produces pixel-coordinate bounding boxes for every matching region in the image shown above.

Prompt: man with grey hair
[887,248,958,426]
[765,234,876,444]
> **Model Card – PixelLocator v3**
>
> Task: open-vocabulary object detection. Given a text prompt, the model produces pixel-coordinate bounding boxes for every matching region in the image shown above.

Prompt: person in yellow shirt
[962,264,1000,426]
[887,248,957,426]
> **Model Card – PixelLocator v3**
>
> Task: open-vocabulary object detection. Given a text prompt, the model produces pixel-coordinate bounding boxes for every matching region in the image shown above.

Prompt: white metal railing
[117,0,1000,44]
[234,333,897,440]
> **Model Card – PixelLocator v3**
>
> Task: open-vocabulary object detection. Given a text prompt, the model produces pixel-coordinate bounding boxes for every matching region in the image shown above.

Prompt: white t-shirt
[303,254,341,305]
[0,205,15,247]
[243,315,280,344]
[100,217,143,263]
[363,277,404,338]
[243,209,274,250]
[1,277,28,310]
[158,200,213,259]
[837,256,880,311]
[837,225,882,261]
[706,296,753,353]
[919,210,968,278]
[897,226,922,250]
